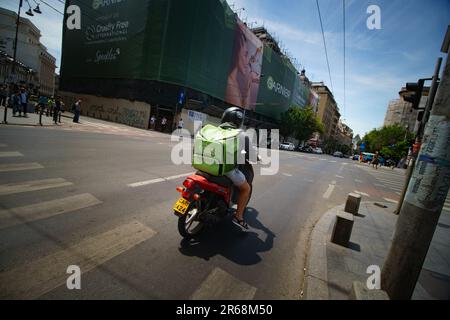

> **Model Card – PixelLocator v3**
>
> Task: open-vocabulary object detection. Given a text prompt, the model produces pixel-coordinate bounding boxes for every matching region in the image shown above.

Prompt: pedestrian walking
[19,87,28,117]
[161,116,168,132]
[372,151,380,170]
[72,99,82,123]
[0,85,8,107]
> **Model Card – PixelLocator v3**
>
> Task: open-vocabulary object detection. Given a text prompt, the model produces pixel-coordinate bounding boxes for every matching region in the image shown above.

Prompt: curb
[303,205,342,300]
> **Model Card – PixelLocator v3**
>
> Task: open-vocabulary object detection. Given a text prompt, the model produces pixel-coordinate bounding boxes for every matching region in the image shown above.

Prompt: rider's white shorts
[225,168,246,187]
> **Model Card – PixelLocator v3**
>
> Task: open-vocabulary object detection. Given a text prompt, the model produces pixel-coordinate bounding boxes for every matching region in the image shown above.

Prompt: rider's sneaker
[232,216,249,230]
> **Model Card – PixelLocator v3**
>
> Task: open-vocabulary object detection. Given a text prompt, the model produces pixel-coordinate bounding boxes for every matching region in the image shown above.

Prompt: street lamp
[12,0,42,78]
[3,0,41,124]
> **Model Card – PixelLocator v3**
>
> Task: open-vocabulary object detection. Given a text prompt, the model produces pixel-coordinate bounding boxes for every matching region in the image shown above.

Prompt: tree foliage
[361,125,413,161]
[279,106,324,145]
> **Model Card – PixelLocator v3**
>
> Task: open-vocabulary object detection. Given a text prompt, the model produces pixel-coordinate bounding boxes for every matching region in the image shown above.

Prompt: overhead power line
[343,0,347,119]
[39,0,64,15]
[315,0,334,94]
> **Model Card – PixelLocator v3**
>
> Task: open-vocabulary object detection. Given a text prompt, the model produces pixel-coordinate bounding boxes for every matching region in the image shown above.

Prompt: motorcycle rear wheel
[177,206,204,239]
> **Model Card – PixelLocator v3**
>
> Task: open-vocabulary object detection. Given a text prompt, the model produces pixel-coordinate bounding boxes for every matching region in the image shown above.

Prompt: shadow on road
[178,207,276,266]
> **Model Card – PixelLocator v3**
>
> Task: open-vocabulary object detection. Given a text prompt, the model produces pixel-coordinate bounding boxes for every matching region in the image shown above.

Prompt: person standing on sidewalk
[150,115,156,130]
[177,118,184,136]
[11,90,20,116]
[53,97,62,124]
[47,96,54,117]
[0,85,8,107]
[38,95,48,115]
[19,87,28,117]
[72,99,82,123]
[161,116,167,132]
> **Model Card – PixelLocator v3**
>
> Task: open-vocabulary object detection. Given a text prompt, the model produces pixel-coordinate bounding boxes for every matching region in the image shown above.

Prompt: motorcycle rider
[220,107,252,230]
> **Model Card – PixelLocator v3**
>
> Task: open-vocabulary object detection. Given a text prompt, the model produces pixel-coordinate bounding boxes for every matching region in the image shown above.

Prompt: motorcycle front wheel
[177,204,204,239]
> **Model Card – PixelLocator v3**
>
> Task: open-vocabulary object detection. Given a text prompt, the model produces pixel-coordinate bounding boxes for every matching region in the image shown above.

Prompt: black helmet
[221,107,244,128]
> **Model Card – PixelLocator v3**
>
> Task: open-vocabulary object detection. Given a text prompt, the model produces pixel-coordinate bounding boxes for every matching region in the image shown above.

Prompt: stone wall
[59,92,151,129]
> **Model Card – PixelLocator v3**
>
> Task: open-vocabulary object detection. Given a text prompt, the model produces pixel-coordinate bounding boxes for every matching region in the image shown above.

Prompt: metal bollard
[3,105,7,124]
[39,106,43,126]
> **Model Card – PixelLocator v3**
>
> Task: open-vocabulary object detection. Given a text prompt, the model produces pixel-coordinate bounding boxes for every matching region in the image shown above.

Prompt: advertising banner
[62,0,150,79]
[224,21,264,110]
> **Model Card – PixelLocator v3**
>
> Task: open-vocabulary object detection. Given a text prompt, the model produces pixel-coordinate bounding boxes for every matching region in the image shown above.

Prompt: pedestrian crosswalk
[0,221,156,299]
[52,117,161,138]
[357,164,450,213]
[0,193,102,230]
[0,142,258,299]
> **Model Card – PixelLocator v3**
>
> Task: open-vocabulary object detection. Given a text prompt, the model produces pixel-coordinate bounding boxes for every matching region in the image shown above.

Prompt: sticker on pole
[405,115,450,212]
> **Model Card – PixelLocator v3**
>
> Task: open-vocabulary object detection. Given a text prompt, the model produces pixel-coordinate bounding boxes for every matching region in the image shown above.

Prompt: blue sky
[1,0,449,137]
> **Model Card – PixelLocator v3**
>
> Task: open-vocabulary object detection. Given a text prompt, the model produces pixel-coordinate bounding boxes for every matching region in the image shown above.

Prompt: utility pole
[381,27,450,300]
[394,59,442,215]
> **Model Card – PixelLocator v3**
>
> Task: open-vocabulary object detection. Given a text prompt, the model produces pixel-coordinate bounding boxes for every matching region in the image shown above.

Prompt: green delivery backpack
[193,124,240,176]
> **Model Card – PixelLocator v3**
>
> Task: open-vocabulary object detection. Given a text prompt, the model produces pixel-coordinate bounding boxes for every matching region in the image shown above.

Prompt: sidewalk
[305,201,450,300]
[0,106,64,127]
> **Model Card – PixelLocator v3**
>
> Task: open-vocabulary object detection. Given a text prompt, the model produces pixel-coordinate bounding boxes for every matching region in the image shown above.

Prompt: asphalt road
[0,121,407,300]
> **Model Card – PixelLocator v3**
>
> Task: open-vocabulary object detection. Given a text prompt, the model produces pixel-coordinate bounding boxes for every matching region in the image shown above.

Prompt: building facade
[336,120,354,150]
[383,87,429,133]
[311,82,341,143]
[60,0,318,131]
[0,7,56,96]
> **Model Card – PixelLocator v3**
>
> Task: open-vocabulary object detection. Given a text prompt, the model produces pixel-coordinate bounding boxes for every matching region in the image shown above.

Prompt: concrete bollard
[349,281,390,300]
[345,193,362,215]
[331,211,354,247]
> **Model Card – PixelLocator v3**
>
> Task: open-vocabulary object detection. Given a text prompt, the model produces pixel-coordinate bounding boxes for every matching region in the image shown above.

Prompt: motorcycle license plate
[173,198,190,215]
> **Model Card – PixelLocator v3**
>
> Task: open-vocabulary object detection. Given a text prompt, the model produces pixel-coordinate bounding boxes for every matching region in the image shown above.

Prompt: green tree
[279,106,324,145]
[362,125,413,161]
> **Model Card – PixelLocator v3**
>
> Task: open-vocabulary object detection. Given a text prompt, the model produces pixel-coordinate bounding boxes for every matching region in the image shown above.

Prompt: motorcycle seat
[195,171,233,188]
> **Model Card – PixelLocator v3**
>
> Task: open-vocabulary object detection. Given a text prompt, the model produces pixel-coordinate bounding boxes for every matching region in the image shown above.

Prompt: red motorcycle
[173,163,254,239]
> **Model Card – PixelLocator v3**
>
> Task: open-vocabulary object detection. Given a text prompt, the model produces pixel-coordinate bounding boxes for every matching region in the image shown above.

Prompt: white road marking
[354,179,363,183]
[0,178,73,196]
[0,193,102,230]
[329,160,337,163]
[323,181,337,199]
[0,151,23,158]
[354,190,370,197]
[282,173,293,177]
[320,159,327,161]
[384,198,399,204]
[374,183,385,187]
[190,268,257,300]
[0,221,156,299]
[335,175,344,179]
[128,172,194,188]
[0,143,7,147]
[0,162,43,173]
[443,206,450,212]
[304,178,315,183]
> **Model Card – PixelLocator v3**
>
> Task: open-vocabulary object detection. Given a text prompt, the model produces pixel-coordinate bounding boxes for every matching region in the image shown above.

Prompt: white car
[314,147,323,154]
[280,142,295,151]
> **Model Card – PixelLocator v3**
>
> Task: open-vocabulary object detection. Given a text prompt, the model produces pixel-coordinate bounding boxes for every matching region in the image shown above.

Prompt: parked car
[298,145,314,153]
[313,147,323,154]
[280,142,295,151]
[333,151,344,158]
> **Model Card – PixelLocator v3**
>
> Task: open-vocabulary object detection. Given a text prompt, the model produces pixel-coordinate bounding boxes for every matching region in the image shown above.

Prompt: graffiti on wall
[80,103,147,128]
